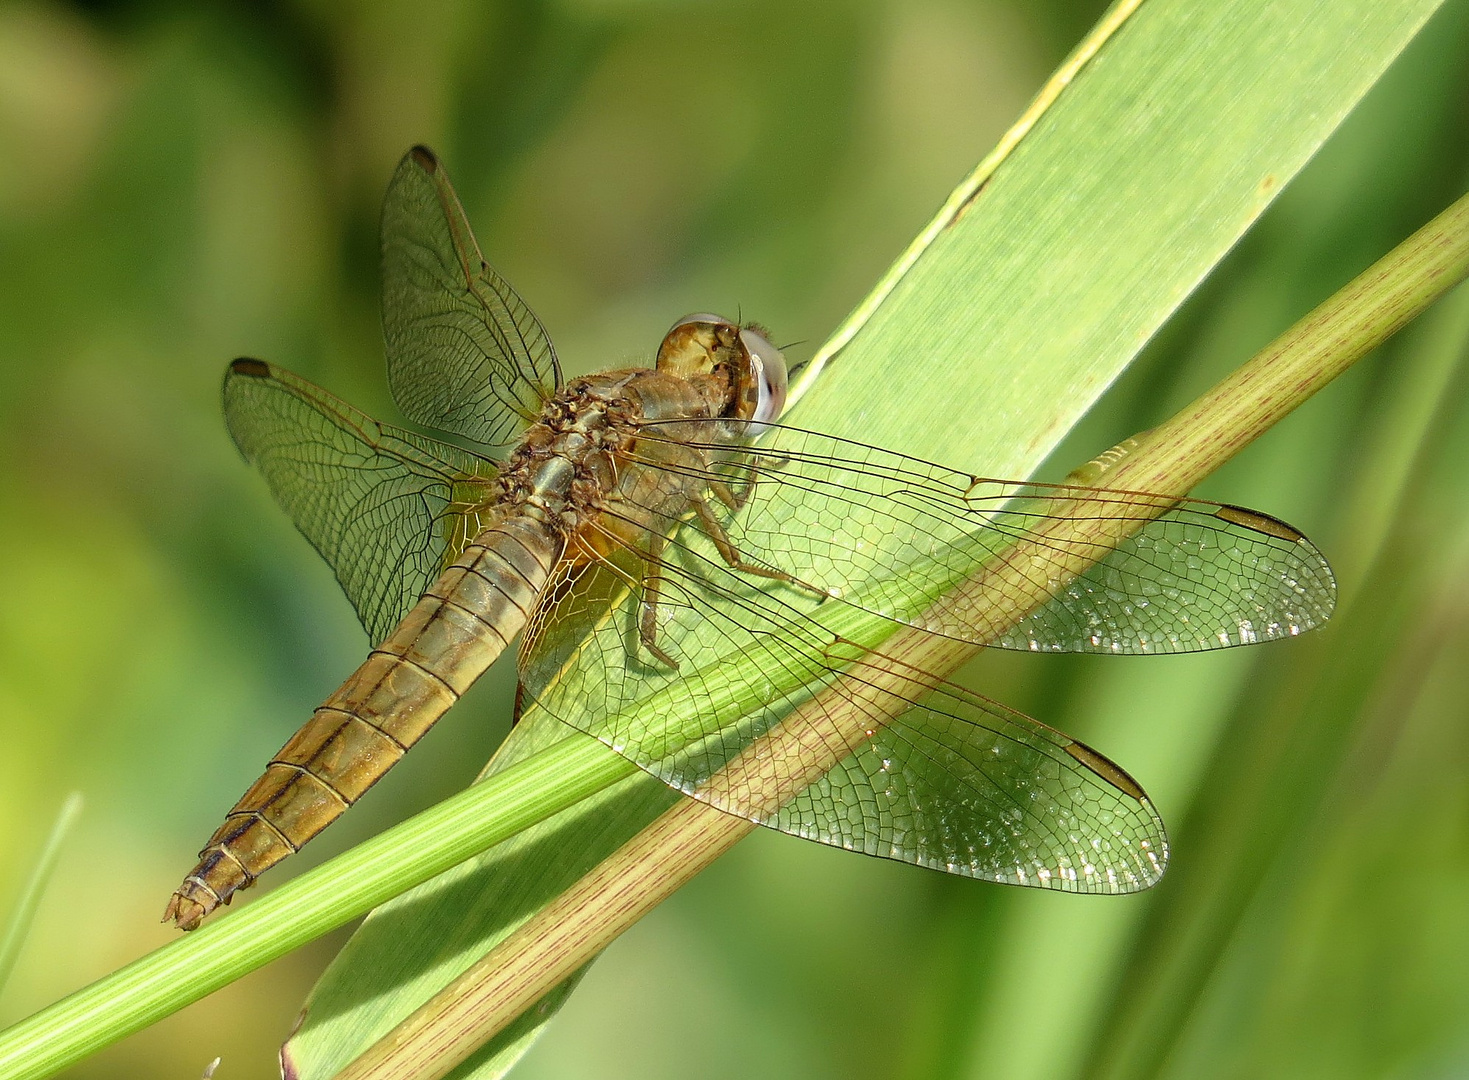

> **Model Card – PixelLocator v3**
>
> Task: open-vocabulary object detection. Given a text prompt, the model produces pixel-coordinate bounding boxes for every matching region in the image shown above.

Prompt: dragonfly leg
[709,451,788,512]
[693,495,814,591]
[638,531,681,668]
[710,474,753,513]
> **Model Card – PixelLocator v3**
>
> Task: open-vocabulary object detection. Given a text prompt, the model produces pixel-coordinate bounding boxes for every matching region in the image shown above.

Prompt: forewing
[381,146,560,446]
[224,359,499,644]
[518,512,1165,892]
[632,420,1336,655]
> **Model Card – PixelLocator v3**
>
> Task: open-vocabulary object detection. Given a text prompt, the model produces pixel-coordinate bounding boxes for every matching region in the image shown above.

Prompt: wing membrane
[632,420,1337,654]
[771,676,1165,890]
[519,506,1166,893]
[223,359,499,643]
[515,415,1334,886]
[380,146,561,446]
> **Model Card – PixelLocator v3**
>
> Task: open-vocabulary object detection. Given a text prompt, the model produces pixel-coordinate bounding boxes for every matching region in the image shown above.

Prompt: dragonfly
[165,146,1336,930]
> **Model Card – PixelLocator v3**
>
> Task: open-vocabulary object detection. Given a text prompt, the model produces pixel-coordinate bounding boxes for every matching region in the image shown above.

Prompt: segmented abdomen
[165,516,559,930]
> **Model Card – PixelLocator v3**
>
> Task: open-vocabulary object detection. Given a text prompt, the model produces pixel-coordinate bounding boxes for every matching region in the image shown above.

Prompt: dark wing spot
[410,145,439,171]
[230,358,272,378]
[1214,504,1305,542]
[1065,740,1147,800]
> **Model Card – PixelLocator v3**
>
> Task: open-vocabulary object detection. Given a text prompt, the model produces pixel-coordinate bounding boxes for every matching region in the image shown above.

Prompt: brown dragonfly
[165,146,1336,930]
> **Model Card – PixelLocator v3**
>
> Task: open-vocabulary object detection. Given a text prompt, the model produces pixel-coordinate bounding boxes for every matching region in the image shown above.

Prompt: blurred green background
[1,1,1468,1078]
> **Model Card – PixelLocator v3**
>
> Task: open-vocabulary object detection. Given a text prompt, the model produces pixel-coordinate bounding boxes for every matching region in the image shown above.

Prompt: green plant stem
[334,187,1469,1080]
[1099,194,1469,496]
[0,738,632,1080]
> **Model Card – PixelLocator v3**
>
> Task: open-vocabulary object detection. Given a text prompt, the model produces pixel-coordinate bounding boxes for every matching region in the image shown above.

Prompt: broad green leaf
[284,1,1445,1078]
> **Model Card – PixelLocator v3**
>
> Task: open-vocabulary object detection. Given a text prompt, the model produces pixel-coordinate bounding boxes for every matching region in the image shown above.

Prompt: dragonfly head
[656,313,788,434]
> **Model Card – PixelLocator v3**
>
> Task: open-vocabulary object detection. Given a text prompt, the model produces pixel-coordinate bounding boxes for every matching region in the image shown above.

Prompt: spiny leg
[638,529,681,668]
[692,495,826,599]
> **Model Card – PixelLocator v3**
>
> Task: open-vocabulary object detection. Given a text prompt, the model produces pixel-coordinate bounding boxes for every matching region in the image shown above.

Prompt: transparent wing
[223,359,500,643]
[631,420,1337,654]
[772,675,1165,890]
[380,145,561,446]
[519,512,1167,893]
[513,416,1332,887]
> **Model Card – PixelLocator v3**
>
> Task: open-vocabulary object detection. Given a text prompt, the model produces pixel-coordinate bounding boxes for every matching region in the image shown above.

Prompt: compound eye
[656,312,739,374]
[666,312,734,334]
[740,326,788,431]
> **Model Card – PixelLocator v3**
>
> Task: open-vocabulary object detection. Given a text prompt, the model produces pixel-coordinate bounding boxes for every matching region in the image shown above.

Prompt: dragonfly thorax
[487,366,731,542]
